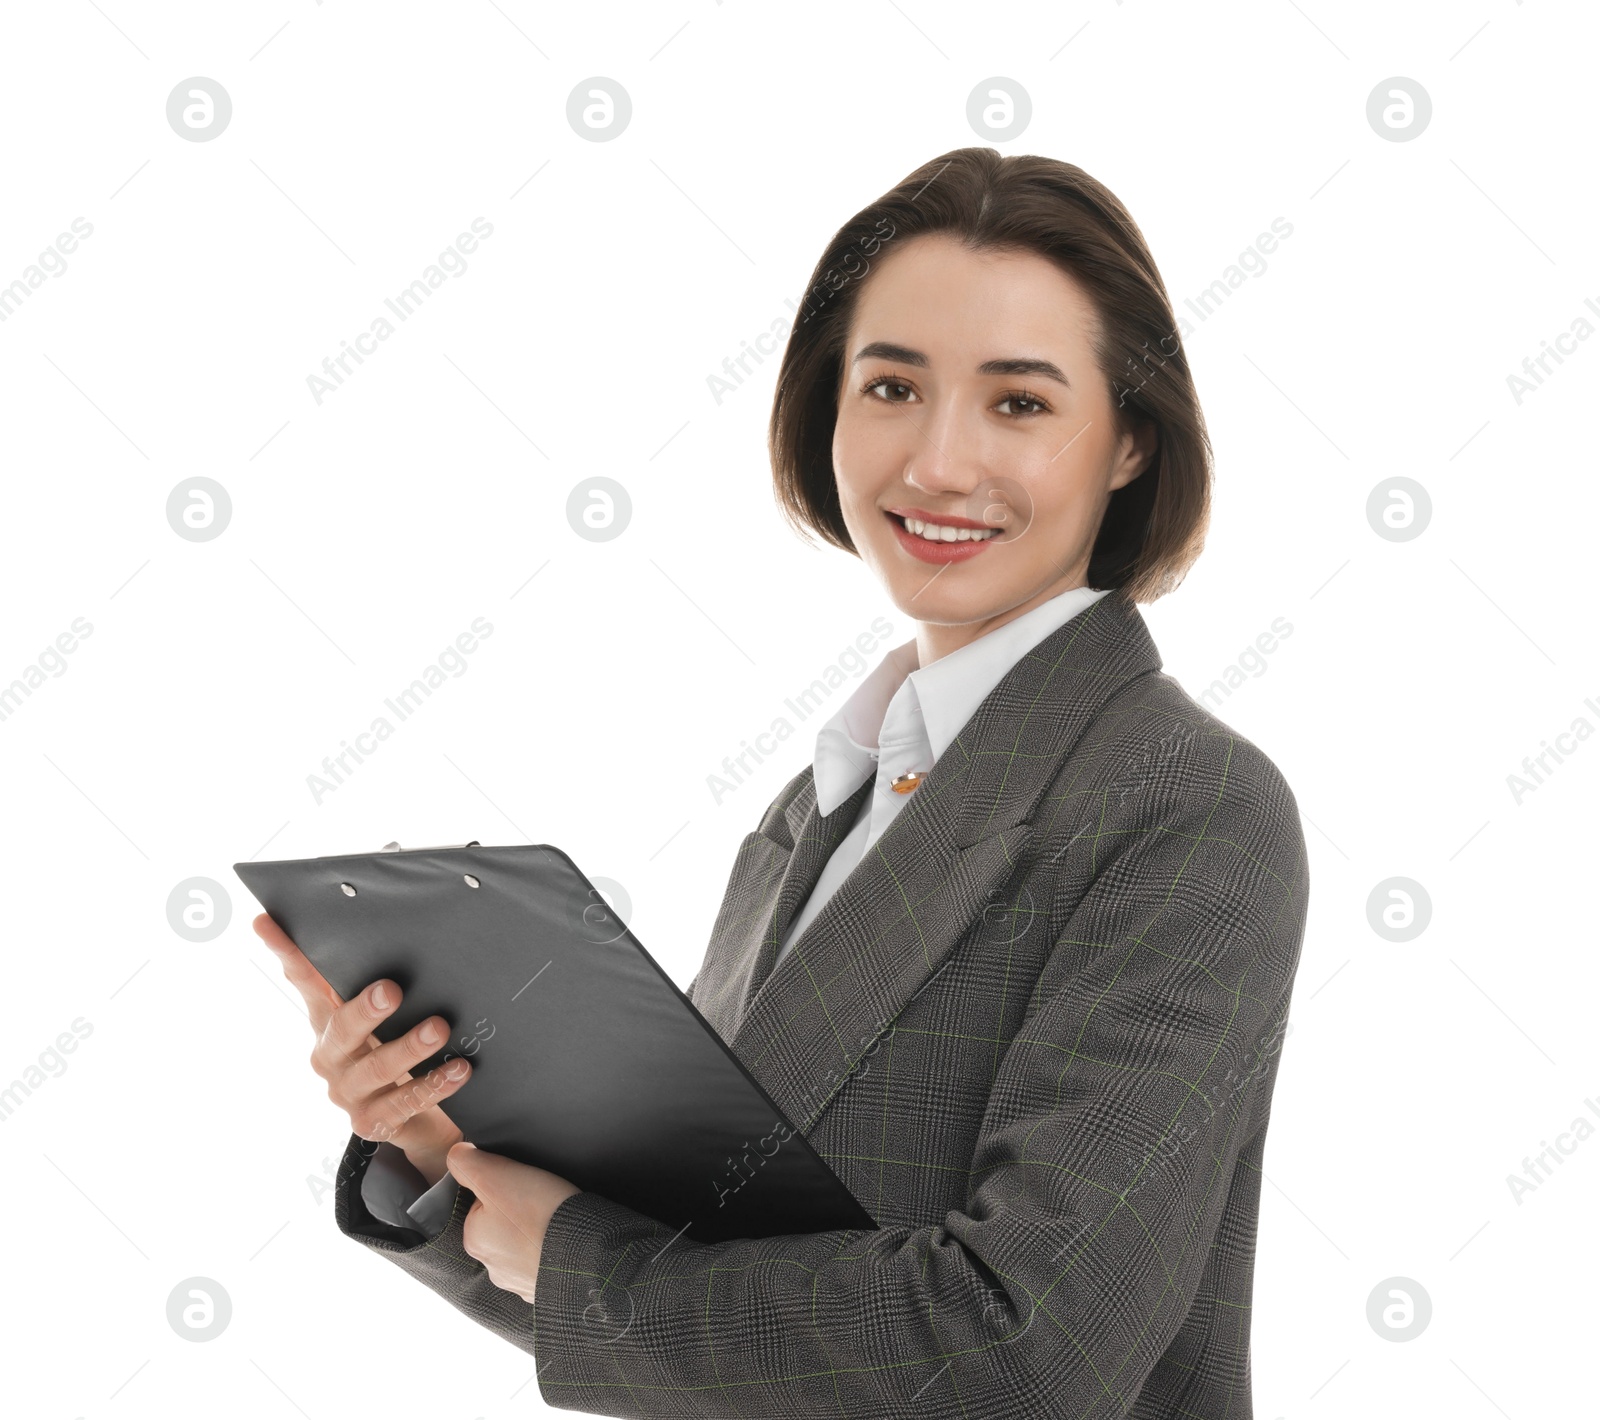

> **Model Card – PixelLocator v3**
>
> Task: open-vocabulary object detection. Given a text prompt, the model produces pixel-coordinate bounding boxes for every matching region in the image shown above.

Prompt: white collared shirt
[774,584,1111,966]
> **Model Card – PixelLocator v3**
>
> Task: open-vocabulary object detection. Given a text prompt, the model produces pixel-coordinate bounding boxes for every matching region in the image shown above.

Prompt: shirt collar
[811,585,1112,815]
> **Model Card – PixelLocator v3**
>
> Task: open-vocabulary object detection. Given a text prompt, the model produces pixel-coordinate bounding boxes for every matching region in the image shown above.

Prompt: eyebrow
[851,340,1071,387]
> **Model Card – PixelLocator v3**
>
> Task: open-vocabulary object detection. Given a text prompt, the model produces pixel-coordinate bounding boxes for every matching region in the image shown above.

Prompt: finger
[448,1146,545,1249]
[311,978,402,1079]
[446,1140,490,1192]
[349,1056,473,1146]
[340,1009,465,1100]
[447,1141,527,1201]
[254,913,342,1032]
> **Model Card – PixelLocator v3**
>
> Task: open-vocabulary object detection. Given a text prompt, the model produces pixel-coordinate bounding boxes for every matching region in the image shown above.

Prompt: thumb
[445,1140,483,1187]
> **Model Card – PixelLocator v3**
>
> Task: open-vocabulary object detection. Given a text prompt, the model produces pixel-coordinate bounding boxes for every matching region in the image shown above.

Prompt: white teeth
[903,516,999,543]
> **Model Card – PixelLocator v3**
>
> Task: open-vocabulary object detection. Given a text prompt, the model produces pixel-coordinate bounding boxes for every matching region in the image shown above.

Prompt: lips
[884,509,1002,565]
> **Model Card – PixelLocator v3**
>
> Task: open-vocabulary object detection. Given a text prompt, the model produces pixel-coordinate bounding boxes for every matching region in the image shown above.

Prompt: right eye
[861,374,918,405]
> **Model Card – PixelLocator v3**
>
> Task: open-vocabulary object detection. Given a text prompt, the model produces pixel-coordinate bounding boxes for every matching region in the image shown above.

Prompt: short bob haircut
[769,146,1211,604]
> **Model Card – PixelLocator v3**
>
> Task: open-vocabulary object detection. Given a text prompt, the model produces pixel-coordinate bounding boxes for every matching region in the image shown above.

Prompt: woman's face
[832,232,1155,660]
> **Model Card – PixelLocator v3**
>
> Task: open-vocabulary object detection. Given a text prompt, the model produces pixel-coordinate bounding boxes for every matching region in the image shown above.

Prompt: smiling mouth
[885,512,1003,544]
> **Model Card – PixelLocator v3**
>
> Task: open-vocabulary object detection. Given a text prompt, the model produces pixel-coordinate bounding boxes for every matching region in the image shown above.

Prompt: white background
[1,1,1595,1416]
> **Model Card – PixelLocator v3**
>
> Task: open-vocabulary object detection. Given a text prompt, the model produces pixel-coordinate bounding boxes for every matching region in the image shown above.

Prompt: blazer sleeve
[333,732,1309,1419]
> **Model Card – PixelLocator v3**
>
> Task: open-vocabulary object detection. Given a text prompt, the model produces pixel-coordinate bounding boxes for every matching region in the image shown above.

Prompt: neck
[913,574,1093,666]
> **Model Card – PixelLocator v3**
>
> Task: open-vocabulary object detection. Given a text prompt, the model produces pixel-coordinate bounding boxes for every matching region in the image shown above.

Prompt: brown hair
[768,146,1211,603]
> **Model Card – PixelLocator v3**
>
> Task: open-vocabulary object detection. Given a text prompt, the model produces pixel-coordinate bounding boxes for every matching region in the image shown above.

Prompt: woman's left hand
[446,1141,582,1304]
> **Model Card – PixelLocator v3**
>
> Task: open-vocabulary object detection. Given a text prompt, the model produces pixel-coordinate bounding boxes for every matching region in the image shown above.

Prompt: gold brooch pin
[890,770,925,795]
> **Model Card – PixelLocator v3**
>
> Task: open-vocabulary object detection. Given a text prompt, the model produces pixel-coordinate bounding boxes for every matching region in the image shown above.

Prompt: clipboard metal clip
[379,840,482,853]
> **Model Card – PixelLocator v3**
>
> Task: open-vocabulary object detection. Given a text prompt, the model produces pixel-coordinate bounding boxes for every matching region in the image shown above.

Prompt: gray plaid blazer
[333,587,1310,1418]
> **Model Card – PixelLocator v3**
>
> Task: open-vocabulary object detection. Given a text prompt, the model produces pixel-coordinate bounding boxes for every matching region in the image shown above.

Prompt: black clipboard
[234,840,877,1244]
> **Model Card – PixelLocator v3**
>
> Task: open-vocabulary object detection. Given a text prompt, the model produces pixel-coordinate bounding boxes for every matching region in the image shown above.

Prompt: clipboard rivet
[463,874,480,889]
[339,882,357,897]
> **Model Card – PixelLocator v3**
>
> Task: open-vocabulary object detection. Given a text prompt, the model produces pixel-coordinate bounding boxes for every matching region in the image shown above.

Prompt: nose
[902,397,990,498]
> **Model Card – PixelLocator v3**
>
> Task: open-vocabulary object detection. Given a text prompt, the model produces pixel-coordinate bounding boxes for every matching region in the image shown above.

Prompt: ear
[1109,419,1158,493]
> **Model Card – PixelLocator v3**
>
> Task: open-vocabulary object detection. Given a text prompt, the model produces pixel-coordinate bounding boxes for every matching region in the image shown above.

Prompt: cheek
[832,412,890,503]
[1010,451,1109,538]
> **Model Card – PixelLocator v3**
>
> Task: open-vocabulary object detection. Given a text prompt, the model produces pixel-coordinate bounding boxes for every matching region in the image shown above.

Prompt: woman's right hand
[253,911,473,1188]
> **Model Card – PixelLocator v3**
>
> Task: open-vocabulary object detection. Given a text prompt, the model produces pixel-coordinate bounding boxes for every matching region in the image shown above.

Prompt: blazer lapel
[690,774,872,1047]
[742,774,875,1010]
[705,589,1162,1137]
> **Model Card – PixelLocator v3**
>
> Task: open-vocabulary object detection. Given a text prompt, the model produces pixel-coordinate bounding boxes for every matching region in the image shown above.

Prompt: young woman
[257,146,1309,1418]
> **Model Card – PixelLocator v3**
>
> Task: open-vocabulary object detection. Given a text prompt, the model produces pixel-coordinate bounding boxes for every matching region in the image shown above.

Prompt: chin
[883,578,1005,626]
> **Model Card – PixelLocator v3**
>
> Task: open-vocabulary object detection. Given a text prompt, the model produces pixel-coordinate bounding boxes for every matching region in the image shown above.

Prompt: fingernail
[444,1058,469,1079]
[369,982,390,1010]
[420,1018,441,1046]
